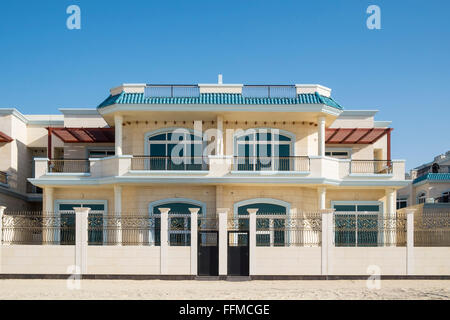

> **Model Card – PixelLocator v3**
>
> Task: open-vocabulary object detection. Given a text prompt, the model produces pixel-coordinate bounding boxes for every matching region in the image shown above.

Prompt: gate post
[218,208,229,276]
[74,207,90,275]
[248,209,258,277]
[406,208,416,275]
[159,208,170,275]
[189,208,200,276]
[321,209,334,276]
[0,206,5,274]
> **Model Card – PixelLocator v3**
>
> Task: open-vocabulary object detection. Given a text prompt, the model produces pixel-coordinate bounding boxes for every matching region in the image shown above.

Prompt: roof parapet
[110,83,145,96]
[295,84,331,97]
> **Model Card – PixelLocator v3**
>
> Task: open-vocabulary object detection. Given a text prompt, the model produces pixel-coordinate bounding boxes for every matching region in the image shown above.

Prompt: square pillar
[159,208,170,275]
[406,209,416,275]
[218,208,229,276]
[189,208,200,276]
[216,115,224,156]
[113,185,122,245]
[385,188,397,246]
[318,116,326,156]
[0,206,5,274]
[247,209,258,276]
[321,209,334,276]
[74,207,90,275]
[318,187,326,210]
[114,115,123,156]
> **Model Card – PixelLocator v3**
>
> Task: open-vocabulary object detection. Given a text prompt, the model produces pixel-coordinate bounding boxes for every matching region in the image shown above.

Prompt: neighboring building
[397,151,450,209]
[0,109,64,210]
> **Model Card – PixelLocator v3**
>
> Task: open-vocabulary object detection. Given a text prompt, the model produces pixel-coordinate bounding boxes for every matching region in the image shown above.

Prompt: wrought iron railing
[0,171,7,184]
[47,159,90,173]
[255,213,322,247]
[414,212,450,247]
[144,85,200,98]
[1,211,75,245]
[333,212,406,247]
[88,214,160,246]
[350,160,393,174]
[131,156,209,171]
[233,156,310,172]
[167,212,191,246]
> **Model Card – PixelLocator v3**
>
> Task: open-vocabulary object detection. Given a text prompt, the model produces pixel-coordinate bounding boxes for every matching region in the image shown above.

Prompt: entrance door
[227,230,249,276]
[198,231,219,276]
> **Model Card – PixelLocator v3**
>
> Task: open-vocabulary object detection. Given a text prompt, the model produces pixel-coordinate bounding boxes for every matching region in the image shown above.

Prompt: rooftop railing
[144,85,200,98]
[242,85,297,98]
[350,160,393,174]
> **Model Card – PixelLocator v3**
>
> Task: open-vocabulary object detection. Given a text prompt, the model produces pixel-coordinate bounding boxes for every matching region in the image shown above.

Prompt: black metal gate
[198,230,219,276]
[227,230,249,276]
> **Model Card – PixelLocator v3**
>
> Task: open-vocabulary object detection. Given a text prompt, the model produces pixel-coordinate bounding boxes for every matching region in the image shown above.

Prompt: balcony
[32,156,406,186]
[232,156,310,172]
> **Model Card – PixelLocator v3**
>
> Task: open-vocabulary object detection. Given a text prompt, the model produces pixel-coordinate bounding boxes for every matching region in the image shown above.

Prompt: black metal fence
[414,212,450,247]
[333,213,407,247]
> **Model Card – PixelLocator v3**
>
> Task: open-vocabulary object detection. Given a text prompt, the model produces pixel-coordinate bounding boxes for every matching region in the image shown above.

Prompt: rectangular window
[88,150,115,158]
[325,148,351,159]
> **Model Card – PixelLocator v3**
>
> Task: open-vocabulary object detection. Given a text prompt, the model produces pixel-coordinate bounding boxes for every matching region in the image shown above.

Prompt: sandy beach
[0,279,448,300]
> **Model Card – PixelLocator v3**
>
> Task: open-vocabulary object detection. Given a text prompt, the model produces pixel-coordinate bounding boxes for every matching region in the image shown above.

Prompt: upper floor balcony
[32,156,406,186]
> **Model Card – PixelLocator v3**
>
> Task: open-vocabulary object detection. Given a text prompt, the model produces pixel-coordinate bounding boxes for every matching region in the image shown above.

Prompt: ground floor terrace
[0,185,449,277]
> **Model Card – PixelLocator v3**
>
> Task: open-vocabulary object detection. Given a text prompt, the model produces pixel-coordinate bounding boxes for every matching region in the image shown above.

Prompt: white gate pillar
[0,206,5,274]
[406,208,416,275]
[189,208,200,276]
[74,207,90,275]
[218,208,229,276]
[321,209,334,276]
[159,208,170,275]
[247,209,258,277]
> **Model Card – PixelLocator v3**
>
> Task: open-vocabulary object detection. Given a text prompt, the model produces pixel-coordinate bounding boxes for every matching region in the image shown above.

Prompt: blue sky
[0,0,449,170]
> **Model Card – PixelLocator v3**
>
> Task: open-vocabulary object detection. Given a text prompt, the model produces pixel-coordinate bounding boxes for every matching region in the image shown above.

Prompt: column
[318,116,326,156]
[385,188,396,246]
[216,115,224,156]
[43,187,54,244]
[189,208,200,276]
[159,208,170,275]
[74,206,90,275]
[114,185,122,245]
[321,209,334,276]
[247,209,258,277]
[114,114,123,156]
[0,206,5,273]
[318,187,326,210]
[218,208,229,276]
[406,209,416,275]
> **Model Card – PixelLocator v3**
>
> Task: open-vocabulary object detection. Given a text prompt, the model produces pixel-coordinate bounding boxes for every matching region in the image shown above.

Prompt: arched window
[235,199,289,247]
[144,128,205,170]
[417,192,426,204]
[234,129,294,171]
[149,199,205,246]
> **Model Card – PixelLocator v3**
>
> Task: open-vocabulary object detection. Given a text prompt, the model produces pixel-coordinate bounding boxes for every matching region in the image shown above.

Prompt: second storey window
[234,129,294,171]
[325,148,351,159]
[147,129,204,170]
[88,149,115,158]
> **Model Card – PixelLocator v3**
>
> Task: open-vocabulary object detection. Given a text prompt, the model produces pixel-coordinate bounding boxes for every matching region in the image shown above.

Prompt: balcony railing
[350,160,393,174]
[131,156,209,171]
[0,171,7,185]
[47,159,90,174]
[233,156,310,172]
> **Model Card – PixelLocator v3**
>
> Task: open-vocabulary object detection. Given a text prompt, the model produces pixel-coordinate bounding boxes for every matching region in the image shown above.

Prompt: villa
[0,79,448,278]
